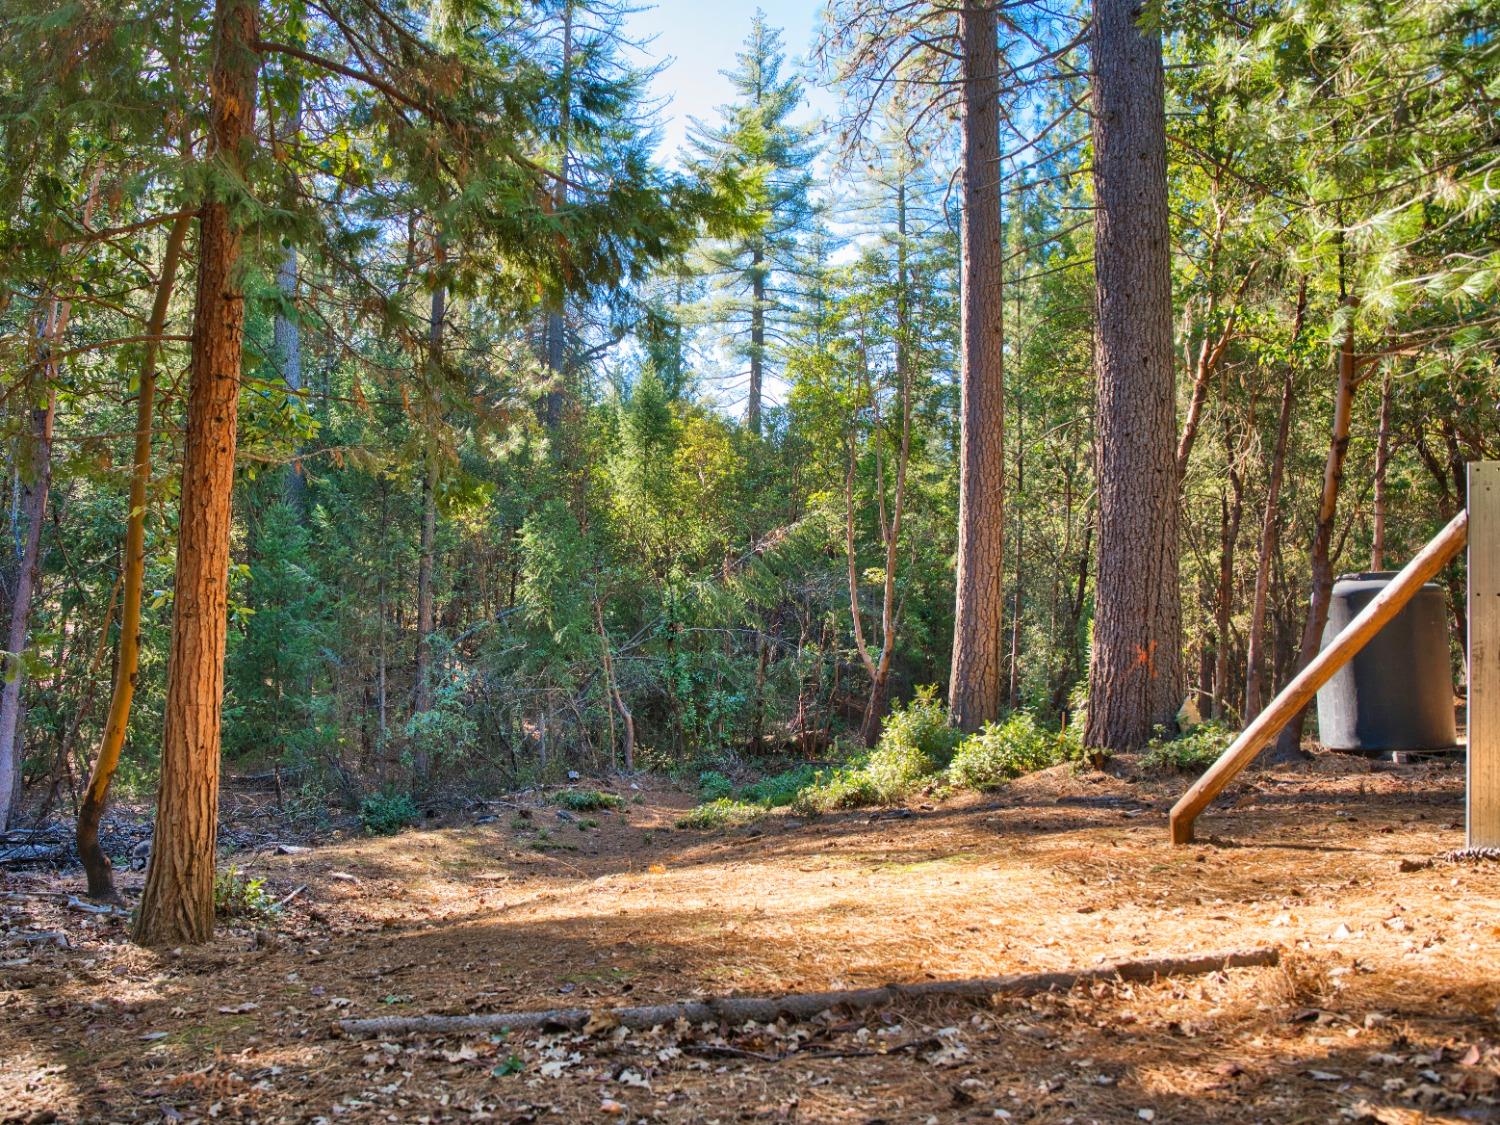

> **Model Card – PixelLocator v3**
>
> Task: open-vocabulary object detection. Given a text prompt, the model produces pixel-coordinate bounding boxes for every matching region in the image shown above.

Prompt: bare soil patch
[2,753,1497,1123]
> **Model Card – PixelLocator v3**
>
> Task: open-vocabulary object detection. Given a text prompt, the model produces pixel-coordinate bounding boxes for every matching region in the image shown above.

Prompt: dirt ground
[2,752,1498,1124]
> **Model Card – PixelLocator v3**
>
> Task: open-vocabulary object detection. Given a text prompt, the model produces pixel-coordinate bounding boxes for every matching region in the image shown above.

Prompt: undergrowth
[214,866,278,919]
[947,712,1069,790]
[554,788,623,811]
[676,689,1084,827]
[1141,722,1235,772]
[359,791,418,835]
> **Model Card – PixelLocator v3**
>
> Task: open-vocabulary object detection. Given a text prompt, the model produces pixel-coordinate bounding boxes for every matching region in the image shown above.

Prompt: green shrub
[697,770,734,801]
[676,798,766,830]
[948,713,1065,790]
[214,865,277,919]
[789,689,956,814]
[790,744,939,814]
[739,763,818,807]
[359,790,419,835]
[554,788,623,811]
[1141,722,1235,773]
[877,685,961,765]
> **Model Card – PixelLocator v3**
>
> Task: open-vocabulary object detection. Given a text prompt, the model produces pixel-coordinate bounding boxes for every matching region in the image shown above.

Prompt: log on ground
[334,946,1280,1038]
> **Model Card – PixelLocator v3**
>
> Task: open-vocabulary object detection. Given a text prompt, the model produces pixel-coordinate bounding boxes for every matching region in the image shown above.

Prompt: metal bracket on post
[1469,463,1498,848]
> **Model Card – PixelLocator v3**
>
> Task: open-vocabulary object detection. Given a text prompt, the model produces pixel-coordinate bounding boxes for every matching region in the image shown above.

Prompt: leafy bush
[214,865,277,919]
[738,763,818,807]
[1141,722,1235,773]
[676,798,765,829]
[791,745,938,814]
[697,770,734,801]
[948,713,1066,790]
[360,790,419,835]
[877,685,961,766]
[554,788,623,811]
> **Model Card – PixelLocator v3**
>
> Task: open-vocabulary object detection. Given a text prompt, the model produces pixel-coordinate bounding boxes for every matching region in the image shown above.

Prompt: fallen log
[334,946,1279,1039]
[0,844,65,865]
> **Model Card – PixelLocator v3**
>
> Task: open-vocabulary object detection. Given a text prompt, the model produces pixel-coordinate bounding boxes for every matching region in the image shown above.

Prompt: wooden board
[1470,463,1500,847]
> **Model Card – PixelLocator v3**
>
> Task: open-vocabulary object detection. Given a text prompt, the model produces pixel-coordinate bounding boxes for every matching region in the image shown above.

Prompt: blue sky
[622,0,837,160]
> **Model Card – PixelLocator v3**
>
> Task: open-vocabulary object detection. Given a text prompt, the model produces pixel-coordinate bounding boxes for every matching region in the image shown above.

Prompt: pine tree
[686,11,817,435]
[1083,0,1183,754]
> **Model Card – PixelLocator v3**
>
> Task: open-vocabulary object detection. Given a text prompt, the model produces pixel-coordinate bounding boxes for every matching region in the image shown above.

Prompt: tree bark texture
[948,0,1007,734]
[1084,0,1183,752]
[132,0,259,947]
[78,210,192,900]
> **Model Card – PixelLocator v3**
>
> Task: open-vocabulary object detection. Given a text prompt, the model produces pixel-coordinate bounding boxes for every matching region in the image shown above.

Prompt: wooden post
[1170,508,1470,844]
[1469,463,1498,847]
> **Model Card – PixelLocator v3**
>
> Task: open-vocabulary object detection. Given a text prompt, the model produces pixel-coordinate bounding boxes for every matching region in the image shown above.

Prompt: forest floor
[2,751,1499,1124]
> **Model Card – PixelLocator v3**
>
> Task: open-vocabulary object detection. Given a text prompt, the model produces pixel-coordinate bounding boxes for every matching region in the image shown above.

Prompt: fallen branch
[334,947,1279,1039]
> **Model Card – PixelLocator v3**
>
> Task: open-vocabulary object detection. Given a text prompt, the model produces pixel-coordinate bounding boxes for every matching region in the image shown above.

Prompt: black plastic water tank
[1314,571,1458,752]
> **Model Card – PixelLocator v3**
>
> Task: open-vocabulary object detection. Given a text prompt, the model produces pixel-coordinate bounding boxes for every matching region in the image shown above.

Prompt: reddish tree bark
[133,0,260,947]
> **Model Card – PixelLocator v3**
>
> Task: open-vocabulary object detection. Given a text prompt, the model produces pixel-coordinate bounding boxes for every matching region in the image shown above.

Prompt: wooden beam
[1469,463,1498,847]
[1170,508,1470,844]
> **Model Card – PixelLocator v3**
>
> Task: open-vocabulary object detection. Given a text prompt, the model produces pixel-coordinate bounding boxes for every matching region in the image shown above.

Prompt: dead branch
[333,947,1280,1038]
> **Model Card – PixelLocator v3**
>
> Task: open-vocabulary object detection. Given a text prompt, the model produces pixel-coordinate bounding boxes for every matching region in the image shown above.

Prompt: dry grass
[2,751,1497,1123]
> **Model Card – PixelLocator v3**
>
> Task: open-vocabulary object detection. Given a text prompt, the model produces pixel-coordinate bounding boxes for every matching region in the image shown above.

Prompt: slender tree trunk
[0,167,104,828]
[1213,419,1247,720]
[1084,0,1183,753]
[133,0,259,948]
[948,0,1006,734]
[0,391,56,828]
[413,458,438,713]
[77,210,192,900]
[1268,307,1359,762]
[1244,282,1305,720]
[1370,371,1393,570]
[411,266,445,774]
[593,595,627,769]
[275,88,305,513]
[542,0,572,431]
[748,241,765,436]
[276,242,304,510]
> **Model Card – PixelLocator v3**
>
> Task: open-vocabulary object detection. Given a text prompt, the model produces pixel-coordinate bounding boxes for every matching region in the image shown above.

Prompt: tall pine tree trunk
[133,0,259,947]
[1084,0,1182,753]
[948,0,1006,734]
[78,210,192,900]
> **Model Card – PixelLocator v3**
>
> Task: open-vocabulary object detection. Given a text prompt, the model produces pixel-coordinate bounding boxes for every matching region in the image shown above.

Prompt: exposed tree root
[334,946,1280,1038]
